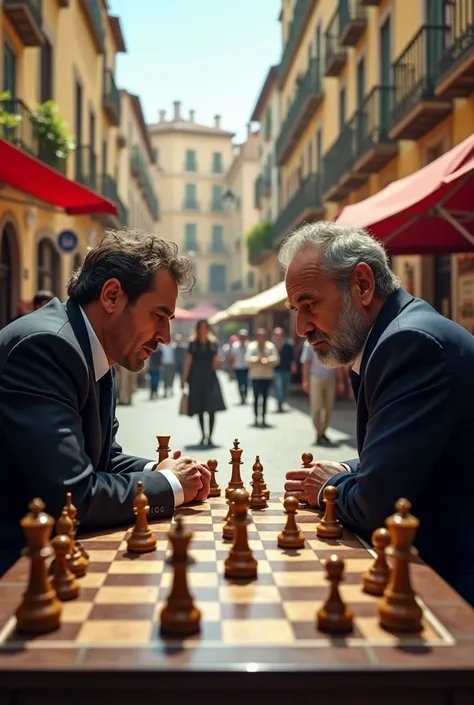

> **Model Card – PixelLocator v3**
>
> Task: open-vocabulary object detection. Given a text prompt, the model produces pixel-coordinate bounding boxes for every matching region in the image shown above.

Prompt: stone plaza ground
[115,372,358,495]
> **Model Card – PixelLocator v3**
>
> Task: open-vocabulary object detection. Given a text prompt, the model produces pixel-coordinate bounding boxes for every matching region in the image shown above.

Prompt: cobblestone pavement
[115,373,358,495]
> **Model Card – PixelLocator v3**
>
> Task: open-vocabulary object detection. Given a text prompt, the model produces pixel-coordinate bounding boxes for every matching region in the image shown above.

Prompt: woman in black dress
[181,319,226,447]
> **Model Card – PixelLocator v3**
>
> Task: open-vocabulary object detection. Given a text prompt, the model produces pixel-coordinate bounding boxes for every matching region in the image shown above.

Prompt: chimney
[189,109,195,122]
[214,114,221,129]
[173,100,181,121]
[159,109,166,122]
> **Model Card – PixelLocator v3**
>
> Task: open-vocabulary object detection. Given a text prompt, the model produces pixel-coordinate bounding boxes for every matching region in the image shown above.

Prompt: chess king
[281,221,474,607]
[0,229,211,578]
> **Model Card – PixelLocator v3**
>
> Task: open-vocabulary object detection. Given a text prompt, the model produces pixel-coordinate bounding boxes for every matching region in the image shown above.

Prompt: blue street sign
[57,230,78,253]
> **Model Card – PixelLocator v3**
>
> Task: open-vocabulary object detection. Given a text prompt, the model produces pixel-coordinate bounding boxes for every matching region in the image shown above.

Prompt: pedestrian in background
[245,327,279,427]
[229,328,249,404]
[272,326,295,412]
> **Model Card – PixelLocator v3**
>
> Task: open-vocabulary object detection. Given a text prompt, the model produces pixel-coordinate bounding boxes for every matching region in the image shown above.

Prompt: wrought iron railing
[438,0,474,77]
[339,0,366,34]
[274,173,322,240]
[278,0,317,85]
[103,68,120,122]
[352,85,395,161]
[75,145,97,190]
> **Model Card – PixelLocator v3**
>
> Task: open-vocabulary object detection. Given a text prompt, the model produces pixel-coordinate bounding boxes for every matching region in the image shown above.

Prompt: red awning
[173,307,196,321]
[336,133,474,255]
[0,138,118,216]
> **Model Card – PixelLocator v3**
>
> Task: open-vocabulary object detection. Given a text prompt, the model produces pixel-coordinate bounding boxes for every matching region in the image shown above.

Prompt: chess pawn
[207,459,221,498]
[249,456,267,509]
[160,516,201,637]
[317,554,353,634]
[65,492,88,577]
[222,491,235,541]
[378,498,423,633]
[156,435,171,464]
[301,451,313,468]
[51,534,80,601]
[226,438,244,497]
[127,481,157,553]
[363,527,391,596]
[15,498,62,634]
[49,507,75,576]
[316,485,343,539]
[224,488,258,579]
[277,496,305,549]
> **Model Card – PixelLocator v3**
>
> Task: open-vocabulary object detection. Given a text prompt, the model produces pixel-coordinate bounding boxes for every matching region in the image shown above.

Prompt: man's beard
[307,289,370,368]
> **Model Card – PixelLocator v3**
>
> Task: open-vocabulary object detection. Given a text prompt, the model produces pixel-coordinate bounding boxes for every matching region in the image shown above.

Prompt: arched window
[37,238,60,296]
[0,222,20,327]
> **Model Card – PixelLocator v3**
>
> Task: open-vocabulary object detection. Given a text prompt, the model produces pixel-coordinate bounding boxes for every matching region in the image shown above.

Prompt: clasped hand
[155,450,211,503]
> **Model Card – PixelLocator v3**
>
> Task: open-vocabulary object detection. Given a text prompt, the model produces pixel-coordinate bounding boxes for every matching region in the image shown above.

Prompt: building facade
[147,102,235,309]
[224,126,260,301]
[0,0,130,327]
[272,0,474,327]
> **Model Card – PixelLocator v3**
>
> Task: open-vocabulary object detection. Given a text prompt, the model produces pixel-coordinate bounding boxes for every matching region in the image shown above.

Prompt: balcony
[130,146,159,220]
[322,133,353,202]
[78,0,105,53]
[254,175,262,209]
[325,8,348,77]
[103,68,120,126]
[276,58,324,166]
[261,167,271,197]
[278,0,317,87]
[436,0,474,99]
[389,25,452,141]
[273,173,324,245]
[0,97,67,173]
[339,0,367,47]
[75,145,97,191]
[3,0,43,46]
[352,86,398,175]
[97,174,128,227]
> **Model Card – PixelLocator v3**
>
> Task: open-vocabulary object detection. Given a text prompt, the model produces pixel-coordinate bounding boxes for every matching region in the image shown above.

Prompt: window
[211,225,224,252]
[184,223,197,251]
[247,270,255,289]
[339,86,346,134]
[184,183,198,209]
[37,238,59,295]
[264,107,272,140]
[152,147,159,164]
[212,152,222,173]
[380,18,392,131]
[185,149,197,172]
[209,264,226,292]
[40,38,53,102]
[211,184,223,211]
[3,42,16,98]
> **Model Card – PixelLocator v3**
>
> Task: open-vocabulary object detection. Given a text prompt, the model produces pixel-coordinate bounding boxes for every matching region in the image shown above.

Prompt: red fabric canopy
[188,302,220,319]
[0,138,118,216]
[173,307,196,321]
[336,133,474,255]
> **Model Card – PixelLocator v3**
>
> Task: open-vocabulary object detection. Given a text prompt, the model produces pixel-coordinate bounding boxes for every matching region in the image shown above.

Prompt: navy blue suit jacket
[322,288,474,605]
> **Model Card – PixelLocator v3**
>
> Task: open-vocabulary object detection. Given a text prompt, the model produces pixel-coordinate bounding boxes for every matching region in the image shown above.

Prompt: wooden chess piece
[378,498,423,633]
[127,481,157,553]
[363,527,391,596]
[208,458,221,497]
[15,498,62,634]
[316,554,353,634]
[316,485,343,539]
[224,488,258,579]
[277,496,305,549]
[65,492,88,577]
[160,516,201,637]
[226,438,244,497]
[249,456,267,509]
[51,534,80,601]
[301,451,313,468]
[156,435,171,464]
[49,507,76,576]
[222,490,235,541]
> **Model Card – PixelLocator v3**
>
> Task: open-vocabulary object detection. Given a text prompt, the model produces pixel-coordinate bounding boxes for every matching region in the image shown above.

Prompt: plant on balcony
[31,100,75,171]
[0,91,21,140]
[246,220,274,266]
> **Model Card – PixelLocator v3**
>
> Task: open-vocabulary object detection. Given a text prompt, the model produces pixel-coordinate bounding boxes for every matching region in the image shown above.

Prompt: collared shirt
[79,307,183,506]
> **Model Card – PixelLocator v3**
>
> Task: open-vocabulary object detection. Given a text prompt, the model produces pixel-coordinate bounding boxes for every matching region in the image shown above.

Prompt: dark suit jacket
[0,298,174,575]
[322,288,474,605]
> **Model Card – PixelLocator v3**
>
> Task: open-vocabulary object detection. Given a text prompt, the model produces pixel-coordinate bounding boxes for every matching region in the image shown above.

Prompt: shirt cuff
[143,461,156,471]
[156,469,184,508]
[340,463,352,472]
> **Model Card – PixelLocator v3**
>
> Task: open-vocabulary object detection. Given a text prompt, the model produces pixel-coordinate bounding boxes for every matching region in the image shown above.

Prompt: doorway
[0,223,19,327]
[37,238,60,296]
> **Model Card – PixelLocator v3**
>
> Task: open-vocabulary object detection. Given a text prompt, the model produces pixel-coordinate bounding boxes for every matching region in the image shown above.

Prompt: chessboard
[0,496,458,652]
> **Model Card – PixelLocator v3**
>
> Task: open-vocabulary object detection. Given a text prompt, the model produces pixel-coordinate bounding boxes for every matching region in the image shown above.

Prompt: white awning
[226,281,288,317]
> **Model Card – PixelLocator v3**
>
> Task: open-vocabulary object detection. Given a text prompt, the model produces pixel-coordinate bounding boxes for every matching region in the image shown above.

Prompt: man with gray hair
[281,221,474,606]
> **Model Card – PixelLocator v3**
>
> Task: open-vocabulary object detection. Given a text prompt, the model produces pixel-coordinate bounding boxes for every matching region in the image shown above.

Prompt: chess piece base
[378,591,423,633]
[70,553,88,578]
[127,531,157,554]
[209,487,221,498]
[362,571,388,596]
[277,531,305,549]
[249,497,268,510]
[263,489,270,500]
[316,521,343,539]
[222,523,234,541]
[224,553,257,579]
[15,590,62,635]
[160,605,201,637]
[317,606,354,634]
[52,576,80,602]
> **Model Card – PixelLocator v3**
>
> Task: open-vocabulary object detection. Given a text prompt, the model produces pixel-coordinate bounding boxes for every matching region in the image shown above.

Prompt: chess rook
[363,527,391,596]
[15,499,62,635]
[378,498,423,633]
[156,435,171,464]
[127,481,157,553]
[249,456,267,509]
[226,439,244,497]
[317,554,353,634]
[316,485,343,539]
[160,516,201,637]
[207,459,221,497]
[224,489,257,579]
[278,496,305,549]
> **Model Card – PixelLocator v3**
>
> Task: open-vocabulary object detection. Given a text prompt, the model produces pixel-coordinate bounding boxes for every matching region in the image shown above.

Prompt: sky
[108,0,282,143]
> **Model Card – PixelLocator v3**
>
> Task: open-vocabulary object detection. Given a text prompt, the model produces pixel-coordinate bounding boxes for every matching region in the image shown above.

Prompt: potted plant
[30,100,75,173]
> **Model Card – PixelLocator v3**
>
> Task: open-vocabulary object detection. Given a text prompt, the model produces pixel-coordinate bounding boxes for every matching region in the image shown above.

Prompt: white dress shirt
[79,307,184,507]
